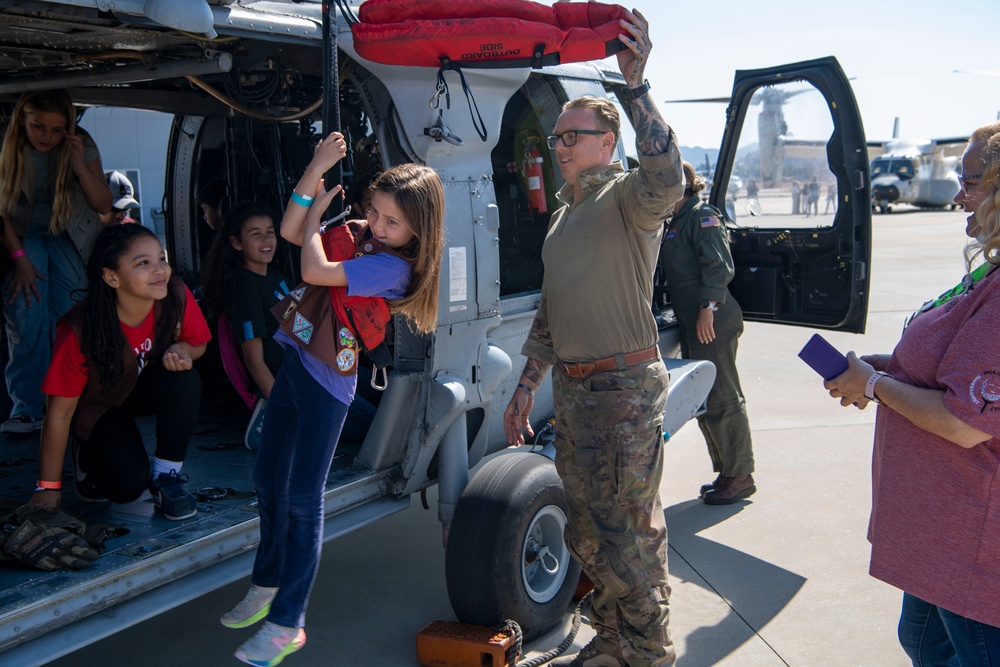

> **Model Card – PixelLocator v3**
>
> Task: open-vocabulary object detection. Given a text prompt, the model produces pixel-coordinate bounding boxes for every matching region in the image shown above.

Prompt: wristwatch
[864,371,888,404]
[620,79,650,104]
[699,300,718,312]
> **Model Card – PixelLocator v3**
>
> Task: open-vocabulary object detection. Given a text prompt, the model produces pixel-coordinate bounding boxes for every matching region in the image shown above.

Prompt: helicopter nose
[872,183,899,203]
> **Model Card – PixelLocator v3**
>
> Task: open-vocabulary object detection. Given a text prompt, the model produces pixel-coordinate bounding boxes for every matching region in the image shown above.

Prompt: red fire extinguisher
[523,142,547,214]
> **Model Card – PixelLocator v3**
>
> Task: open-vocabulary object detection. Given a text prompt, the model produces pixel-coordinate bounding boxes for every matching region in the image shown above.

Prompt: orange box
[416,620,519,667]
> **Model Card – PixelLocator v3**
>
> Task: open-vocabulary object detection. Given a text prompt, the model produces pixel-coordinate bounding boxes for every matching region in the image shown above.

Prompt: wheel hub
[521,505,570,603]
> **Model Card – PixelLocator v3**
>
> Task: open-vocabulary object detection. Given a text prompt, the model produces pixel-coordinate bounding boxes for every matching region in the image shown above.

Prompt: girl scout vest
[272,222,404,382]
[65,276,186,440]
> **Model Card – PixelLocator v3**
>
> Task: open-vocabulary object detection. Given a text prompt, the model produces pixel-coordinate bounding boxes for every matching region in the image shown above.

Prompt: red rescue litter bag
[352,0,628,68]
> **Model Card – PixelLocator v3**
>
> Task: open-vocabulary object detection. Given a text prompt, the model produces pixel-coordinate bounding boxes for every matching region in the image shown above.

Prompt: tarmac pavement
[47,206,970,666]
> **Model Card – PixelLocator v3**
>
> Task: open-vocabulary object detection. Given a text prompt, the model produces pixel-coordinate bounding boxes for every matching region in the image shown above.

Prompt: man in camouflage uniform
[503,9,684,667]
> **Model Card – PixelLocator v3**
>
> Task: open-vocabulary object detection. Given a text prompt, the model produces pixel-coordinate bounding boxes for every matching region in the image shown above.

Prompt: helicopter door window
[894,161,915,179]
[724,80,838,229]
[491,84,558,297]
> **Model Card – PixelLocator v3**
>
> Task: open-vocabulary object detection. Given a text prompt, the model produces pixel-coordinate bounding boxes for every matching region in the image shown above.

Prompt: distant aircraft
[868,118,966,214]
[667,85,820,188]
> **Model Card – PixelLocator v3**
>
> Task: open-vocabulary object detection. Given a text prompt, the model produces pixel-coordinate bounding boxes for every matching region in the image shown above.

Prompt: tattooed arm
[504,295,555,446]
[503,357,552,446]
[617,9,672,157]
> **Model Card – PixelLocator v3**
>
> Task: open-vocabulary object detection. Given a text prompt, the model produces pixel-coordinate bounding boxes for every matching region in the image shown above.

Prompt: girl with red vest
[31,224,211,521]
[223,132,445,667]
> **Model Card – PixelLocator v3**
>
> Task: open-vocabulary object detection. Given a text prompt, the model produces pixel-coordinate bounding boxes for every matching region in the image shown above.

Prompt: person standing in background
[660,162,755,505]
[0,90,112,434]
[102,171,140,224]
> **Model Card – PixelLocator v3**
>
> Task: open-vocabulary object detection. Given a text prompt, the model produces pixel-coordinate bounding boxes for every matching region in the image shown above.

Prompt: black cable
[513,592,591,667]
[335,0,358,24]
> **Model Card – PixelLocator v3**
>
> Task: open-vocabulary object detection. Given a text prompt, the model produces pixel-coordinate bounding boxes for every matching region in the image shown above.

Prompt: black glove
[4,519,101,571]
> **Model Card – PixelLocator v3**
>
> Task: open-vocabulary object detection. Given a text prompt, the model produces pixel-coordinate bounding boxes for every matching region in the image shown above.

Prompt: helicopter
[667,83,826,189]
[868,118,966,213]
[0,1,872,661]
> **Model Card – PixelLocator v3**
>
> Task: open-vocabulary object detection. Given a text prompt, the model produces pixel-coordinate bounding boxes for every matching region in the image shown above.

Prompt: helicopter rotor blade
[663,96,731,104]
[954,69,1000,77]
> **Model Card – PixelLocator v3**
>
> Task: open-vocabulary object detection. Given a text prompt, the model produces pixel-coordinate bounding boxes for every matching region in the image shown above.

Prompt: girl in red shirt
[31,224,211,521]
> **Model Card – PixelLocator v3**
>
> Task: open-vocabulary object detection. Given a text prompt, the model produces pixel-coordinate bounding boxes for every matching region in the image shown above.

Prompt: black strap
[343,308,393,371]
[436,59,488,142]
[333,0,358,24]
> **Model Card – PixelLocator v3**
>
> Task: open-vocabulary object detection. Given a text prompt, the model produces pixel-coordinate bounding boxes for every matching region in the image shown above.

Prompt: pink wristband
[9,249,26,260]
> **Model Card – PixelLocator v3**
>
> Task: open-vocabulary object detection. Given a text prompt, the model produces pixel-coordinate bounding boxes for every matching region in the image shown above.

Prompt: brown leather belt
[557,346,660,379]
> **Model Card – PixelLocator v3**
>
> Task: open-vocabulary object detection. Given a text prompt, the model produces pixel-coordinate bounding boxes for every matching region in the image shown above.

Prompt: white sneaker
[221,584,278,628]
[1,415,43,434]
[234,621,305,666]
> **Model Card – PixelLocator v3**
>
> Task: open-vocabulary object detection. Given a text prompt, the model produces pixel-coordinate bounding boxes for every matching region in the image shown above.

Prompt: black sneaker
[149,471,198,520]
[72,437,107,502]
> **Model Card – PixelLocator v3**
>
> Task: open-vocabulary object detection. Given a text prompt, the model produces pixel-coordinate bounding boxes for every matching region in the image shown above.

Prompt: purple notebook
[798,334,848,381]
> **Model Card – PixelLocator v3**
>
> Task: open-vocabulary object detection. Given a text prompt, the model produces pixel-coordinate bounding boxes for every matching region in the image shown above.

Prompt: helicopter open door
[710,56,871,333]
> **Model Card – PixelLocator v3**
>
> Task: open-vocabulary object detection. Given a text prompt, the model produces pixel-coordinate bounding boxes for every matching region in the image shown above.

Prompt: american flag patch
[700,216,721,228]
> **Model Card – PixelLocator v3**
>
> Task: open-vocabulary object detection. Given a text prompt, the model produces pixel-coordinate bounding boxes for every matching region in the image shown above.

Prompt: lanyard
[905,262,995,330]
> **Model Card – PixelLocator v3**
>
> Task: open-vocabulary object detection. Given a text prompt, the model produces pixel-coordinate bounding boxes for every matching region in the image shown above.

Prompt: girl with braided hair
[31,224,211,521]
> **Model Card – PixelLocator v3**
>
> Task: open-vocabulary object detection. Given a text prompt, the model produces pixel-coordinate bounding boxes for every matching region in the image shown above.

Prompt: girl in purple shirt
[221,131,445,667]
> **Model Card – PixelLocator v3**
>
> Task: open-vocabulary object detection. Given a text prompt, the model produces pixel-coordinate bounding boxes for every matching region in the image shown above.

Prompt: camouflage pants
[553,359,674,667]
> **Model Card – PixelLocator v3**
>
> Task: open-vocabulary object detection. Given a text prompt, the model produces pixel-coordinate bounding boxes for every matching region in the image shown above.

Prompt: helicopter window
[721,79,838,229]
[871,158,891,178]
[491,81,558,297]
[872,158,918,181]
[893,160,916,178]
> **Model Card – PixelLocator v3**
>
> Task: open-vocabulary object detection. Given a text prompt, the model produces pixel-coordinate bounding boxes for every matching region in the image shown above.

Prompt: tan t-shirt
[522,145,683,364]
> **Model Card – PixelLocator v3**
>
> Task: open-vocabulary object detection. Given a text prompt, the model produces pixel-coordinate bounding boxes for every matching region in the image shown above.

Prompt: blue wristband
[290,191,314,207]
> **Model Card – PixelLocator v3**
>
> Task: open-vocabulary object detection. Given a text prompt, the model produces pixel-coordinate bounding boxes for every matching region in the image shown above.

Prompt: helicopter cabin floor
[0,388,373,644]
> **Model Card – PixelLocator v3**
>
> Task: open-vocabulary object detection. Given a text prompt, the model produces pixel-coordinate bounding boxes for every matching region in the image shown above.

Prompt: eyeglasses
[546,129,609,149]
[959,173,983,194]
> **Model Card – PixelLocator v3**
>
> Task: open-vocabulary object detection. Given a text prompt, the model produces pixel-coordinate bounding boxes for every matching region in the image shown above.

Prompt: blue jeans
[251,351,348,628]
[3,235,86,419]
[899,593,1000,666]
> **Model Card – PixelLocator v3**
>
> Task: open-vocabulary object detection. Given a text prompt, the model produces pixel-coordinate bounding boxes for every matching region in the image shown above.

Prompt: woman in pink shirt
[826,121,1000,666]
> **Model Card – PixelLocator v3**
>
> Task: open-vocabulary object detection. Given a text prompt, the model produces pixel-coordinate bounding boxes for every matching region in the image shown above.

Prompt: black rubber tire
[446,452,581,641]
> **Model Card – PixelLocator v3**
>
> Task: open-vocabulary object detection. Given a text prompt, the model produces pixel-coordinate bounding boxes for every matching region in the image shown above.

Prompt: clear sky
[585,0,1000,150]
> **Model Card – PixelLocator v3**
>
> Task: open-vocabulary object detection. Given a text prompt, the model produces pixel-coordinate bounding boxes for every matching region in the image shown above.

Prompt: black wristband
[621,79,650,104]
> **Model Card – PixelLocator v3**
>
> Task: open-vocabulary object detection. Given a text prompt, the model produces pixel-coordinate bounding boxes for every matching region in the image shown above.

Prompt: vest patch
[292,312,314,344]
[336,347,357,372]
[338,326,357,349]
